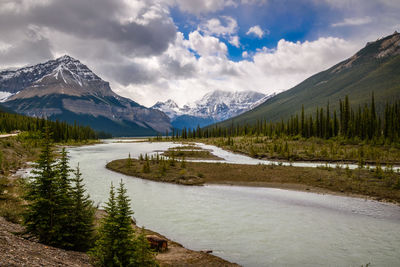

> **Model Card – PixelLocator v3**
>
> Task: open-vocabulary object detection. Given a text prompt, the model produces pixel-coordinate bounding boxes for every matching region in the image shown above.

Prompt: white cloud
[229,35,240,47]
[241,0,267,4]
[0,0,378,109]
[200,16,238,36]
[332,17,372,27]
[187,31,228,57]
[112,34,360,107]
[246,25,264,38]
[171,0,237,15]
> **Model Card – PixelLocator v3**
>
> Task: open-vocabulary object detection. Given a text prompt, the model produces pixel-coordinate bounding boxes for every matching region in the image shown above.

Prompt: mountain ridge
[152,90,271,129]
[0,55,171,136]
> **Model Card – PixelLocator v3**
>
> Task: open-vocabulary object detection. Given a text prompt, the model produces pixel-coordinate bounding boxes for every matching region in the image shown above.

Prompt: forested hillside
[215,32,400,129]
[0,110,109,142]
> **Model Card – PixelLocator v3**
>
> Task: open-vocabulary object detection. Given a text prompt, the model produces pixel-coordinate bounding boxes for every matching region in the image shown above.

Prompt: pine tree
[23,126,61,246]
[114,181,136,266]
[54,147,74,248]
[127,153,133,169]
[69,165,96,251]
[90,181,139,266]
[90,183,120,266]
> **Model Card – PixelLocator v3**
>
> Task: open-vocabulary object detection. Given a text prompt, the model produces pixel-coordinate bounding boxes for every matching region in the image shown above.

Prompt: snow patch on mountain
[152,99,182,119]
[0,55,101,94]
[0,91,14,102]
[249,93,276,110]
[152,90,271,125]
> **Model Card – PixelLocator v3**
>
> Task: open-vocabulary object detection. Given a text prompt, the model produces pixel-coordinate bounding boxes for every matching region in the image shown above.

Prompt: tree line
[171,94,400,143]
[0,110,111,141]
[24,127,157,266]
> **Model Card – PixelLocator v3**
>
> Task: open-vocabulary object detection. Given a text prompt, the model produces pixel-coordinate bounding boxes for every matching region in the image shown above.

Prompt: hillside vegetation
[216,32,400,128]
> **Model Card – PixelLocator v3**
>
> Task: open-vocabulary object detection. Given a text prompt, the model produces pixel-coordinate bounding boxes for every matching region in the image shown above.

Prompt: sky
[0,0,399,107]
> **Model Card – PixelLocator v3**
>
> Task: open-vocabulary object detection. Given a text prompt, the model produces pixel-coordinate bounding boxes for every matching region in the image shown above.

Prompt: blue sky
[169,0,396,62]
[0,0,399,106]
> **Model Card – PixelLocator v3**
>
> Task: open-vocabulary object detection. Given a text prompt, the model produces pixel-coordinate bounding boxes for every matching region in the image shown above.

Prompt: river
[66,139,400,266]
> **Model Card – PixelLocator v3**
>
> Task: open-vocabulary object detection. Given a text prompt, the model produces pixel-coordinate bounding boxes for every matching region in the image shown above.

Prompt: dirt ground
[0,214,240,267]
[0,217,91,267]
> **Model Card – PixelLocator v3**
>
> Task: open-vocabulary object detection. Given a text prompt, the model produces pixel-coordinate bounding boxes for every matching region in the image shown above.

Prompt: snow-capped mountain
[151,99,183,120]
[152,90,270,129]
[249,93,276,110]
[0,55,171,136]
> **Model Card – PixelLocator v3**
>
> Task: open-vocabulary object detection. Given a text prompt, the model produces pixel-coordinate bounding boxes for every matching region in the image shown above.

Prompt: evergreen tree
[90,183,120,266]
[53,147,74,248]
[114,181,136,266]
[90,181,156,267]
[69,165,96,251]
[127,153,133,169]
[23,127,61,246]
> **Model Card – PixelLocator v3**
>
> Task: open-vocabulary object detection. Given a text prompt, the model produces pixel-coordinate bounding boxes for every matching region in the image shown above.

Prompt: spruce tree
[90,181,137,266]
[23,126,61,246]
[69,164,96,251]
[114,181,136,266]
[54,147,74,248]
[90,183,119,266]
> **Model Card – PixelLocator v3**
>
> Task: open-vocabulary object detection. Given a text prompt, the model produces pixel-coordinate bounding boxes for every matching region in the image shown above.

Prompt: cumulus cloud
[171,0,237,15]
[0,25,53,68]
[188,31,228,57]
[0,0,177,64]
[114,35,360,107]
[332,17,372,27]
[0,0,381,108]
[246,25,265,38]
[229,36,240,47]
[200,16,238,36]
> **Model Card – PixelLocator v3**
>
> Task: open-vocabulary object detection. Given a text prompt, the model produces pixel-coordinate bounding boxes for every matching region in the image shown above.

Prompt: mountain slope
[216,31,400,128]
[0,56,171,136]
[152,90,269,129]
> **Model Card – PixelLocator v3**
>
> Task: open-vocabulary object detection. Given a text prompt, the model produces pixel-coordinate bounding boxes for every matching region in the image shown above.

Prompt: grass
[107,157,400,203]
[0,177,25,224]
[169,145,203,150]
[161,147,223,160]
[107,158,205,185]
[190,136,400,165]
[0,134,100,224]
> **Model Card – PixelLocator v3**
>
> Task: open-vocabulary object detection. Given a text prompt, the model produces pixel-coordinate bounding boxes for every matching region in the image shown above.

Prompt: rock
[146,235,168,252]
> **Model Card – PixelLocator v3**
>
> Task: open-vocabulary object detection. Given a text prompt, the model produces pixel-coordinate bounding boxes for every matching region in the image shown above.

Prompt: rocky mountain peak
[56,54,78,63]
[152,99,181,119]
[0,55,102,95]
[1,56,172,135]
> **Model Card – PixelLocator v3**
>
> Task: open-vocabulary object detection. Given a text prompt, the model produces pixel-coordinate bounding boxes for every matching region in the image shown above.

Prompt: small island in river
[106,149,400,204]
